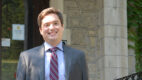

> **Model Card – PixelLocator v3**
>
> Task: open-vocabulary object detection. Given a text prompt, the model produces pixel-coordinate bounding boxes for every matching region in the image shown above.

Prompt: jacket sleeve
[16,53,26,80]
[80,52,88,80]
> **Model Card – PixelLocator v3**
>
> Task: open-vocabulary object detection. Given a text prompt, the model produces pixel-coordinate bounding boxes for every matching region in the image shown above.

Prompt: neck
[46,40,61,47]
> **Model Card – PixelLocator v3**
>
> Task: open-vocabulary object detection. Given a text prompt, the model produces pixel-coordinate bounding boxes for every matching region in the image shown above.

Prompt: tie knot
[49,47,58,52]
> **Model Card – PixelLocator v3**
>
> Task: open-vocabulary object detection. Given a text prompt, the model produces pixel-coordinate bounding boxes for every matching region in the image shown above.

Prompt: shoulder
[20,44,44,56]
[64,44,85,55]
[64,45,87,63]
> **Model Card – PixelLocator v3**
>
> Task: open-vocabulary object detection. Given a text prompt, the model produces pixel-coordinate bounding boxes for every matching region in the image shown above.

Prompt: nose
[49,24,54,29]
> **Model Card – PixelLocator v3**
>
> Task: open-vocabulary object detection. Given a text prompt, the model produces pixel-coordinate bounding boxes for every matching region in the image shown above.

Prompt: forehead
[42,14,60,24]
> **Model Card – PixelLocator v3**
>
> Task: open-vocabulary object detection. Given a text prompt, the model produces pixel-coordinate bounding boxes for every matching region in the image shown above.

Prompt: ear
[39,27,42,35]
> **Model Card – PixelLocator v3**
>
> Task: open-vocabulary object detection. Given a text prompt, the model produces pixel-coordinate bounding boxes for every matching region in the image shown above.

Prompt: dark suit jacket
[16,44,88,80]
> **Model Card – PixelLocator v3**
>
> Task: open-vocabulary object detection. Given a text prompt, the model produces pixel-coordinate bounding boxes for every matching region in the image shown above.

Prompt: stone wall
[128,41,135,74]
[50,0,128,80]
[64,0,102,79]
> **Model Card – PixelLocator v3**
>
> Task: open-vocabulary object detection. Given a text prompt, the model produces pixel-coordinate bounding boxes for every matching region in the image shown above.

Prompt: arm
[16,53,26,80]
[80,52,88,80]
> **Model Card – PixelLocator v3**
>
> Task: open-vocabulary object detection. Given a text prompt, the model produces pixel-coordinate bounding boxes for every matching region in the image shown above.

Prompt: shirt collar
[44,41,63,52]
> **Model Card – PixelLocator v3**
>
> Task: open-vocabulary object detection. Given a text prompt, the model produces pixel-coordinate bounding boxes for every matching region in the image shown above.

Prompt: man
[16,7,88,80]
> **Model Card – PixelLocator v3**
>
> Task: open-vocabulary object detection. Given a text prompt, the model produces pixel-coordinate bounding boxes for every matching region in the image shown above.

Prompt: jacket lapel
[37,44,45,80]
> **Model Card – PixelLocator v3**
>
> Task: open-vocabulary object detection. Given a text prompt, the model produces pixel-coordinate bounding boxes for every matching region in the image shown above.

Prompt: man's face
[39,14,64,44]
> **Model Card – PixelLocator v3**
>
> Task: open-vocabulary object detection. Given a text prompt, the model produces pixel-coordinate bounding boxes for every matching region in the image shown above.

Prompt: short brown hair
[37,7,63,27]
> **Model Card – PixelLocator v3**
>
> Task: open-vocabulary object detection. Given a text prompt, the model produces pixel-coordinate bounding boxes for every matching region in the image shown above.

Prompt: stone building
[0,0,130,80]
[49,0,128,80]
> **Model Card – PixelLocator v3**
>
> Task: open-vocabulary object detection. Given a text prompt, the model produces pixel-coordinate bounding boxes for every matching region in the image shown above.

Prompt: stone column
[102,0,128,79]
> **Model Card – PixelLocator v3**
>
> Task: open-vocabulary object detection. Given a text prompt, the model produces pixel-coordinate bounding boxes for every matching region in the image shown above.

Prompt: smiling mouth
[48,32,57,35]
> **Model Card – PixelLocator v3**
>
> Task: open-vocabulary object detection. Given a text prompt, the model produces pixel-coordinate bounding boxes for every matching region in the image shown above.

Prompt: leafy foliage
[128,0,142,72]
[2,0,24,60]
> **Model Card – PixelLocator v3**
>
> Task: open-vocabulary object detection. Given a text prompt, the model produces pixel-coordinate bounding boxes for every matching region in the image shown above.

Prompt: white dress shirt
[44,41,65,80]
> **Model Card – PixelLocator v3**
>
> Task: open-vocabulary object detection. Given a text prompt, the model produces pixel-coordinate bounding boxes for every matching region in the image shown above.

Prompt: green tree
[2,0,24,60]
[128,0,142,72]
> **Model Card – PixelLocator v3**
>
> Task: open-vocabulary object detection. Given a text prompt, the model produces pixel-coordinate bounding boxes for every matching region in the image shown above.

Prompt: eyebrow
[44,20,59,25]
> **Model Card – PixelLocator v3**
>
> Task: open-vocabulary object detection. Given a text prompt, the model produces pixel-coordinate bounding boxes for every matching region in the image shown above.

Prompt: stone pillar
[102,0,128,79]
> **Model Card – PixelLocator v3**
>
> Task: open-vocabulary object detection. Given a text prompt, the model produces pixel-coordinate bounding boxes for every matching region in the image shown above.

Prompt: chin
[49,37,57,40]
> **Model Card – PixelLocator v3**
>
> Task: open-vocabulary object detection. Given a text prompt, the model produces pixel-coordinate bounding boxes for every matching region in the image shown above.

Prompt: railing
[115,72,142,80]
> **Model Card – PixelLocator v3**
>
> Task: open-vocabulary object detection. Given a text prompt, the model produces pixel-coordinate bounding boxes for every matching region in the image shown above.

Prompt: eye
[54,22,58,25]
[44,23,49,27]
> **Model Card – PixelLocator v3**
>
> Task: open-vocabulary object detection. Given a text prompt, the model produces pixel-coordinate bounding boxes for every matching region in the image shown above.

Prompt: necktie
[49,47,59,80]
